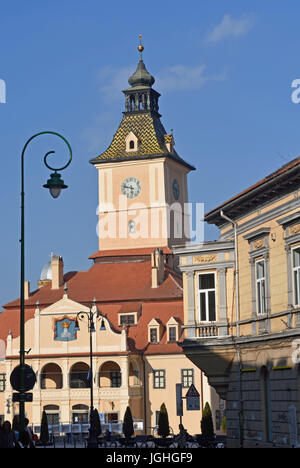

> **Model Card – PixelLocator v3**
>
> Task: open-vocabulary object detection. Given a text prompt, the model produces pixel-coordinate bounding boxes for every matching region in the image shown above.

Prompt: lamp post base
[87,427,98,449]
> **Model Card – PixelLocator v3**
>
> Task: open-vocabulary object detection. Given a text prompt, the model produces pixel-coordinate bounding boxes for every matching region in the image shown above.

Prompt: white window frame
[118,312,137,327]
[292,246,300,307]
[197,272,217,323]
[256,259,266,315]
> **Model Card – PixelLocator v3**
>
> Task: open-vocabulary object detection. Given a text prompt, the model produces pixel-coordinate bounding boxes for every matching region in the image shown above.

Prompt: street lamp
[75,301,106,448]
[18,131,72,433]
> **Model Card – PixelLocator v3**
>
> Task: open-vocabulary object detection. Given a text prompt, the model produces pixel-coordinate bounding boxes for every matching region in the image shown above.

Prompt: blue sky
[1,0,300,307]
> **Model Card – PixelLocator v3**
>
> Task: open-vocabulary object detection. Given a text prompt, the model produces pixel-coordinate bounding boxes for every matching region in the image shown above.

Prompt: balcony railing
[195,322,230,338]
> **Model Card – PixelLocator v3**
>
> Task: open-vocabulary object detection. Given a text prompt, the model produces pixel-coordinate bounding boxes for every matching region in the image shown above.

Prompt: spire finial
[138,34,144,59]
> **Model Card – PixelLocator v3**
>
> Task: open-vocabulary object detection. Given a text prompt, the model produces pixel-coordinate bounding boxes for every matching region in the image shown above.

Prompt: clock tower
[90,41,195,252]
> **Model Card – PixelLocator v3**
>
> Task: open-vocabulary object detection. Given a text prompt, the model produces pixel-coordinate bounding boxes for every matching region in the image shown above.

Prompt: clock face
[172,179,180,200]
[121,177,142,199]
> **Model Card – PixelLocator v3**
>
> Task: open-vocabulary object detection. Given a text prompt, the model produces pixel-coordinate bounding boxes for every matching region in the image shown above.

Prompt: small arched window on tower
[125,132,139,152]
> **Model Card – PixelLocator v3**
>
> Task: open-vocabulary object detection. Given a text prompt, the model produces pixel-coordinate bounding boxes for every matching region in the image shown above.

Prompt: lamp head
[43,171,68,199]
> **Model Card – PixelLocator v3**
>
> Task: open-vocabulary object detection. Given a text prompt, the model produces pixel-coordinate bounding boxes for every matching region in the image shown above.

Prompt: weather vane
[138,34,144,59]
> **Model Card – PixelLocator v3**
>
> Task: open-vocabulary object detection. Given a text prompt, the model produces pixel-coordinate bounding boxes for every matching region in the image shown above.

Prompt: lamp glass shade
[43,172,68,198]
[49,186,62,199]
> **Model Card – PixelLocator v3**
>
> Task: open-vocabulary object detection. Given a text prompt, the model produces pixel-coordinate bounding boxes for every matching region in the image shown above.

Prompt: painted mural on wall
[54,317,77,341]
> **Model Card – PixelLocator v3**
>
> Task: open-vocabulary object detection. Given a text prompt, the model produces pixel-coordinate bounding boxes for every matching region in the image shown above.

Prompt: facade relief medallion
[193,255,217,264]
[290,223,300,235]
[53,316,77,342]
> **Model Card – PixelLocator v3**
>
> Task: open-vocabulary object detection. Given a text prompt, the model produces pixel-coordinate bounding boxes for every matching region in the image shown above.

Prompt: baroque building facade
[174,156,300,447]
[0,46,220,437]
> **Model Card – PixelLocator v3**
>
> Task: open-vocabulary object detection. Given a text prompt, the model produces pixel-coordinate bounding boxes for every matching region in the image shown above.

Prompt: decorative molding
[220,197,300,240]
[290,224,300,235]
[193,255,218,264]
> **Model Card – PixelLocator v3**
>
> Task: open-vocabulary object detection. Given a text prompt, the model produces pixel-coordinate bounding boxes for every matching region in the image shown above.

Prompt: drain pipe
[220,210,243,448]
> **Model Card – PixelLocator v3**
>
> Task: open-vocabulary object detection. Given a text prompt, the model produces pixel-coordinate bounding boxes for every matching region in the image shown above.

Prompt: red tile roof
[0,257,184,355]
[89,247,173,259]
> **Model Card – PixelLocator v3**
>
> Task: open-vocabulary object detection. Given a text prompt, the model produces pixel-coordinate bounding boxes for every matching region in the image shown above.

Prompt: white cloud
[97,65,134,101]
[156,64,227,92]
[205,14,254,44]
[97,63,227,98]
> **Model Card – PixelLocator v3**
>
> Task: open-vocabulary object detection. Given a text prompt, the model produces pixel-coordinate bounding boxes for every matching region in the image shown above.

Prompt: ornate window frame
[244,227,271,334]
[278,211,300,325]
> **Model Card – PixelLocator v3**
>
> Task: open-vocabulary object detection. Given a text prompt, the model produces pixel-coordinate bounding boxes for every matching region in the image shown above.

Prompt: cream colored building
[174,156,300,447]
[0,47,220,438]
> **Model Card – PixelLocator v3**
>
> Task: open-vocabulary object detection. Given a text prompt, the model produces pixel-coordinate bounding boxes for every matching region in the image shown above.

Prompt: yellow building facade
[174,156,300,447]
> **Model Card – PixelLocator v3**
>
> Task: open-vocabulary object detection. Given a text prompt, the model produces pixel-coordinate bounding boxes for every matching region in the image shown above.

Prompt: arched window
[260,366,272,442]
[69,362,90,389]
[129,140,135,150]
[41,363,63,389]
[99,362,122,388]
[43,405,60,426]
[72,404,89,424]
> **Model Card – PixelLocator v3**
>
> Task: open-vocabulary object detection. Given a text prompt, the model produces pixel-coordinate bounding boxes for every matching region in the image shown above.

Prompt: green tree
[221,415,227,434]
[158,403,170,438]
[123,406,134,439]
[91,408,102,436]
[40,411,49,444]
[201,402,214,439]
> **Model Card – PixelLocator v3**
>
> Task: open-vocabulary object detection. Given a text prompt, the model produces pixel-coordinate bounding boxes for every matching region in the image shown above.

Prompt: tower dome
[40,261,52,281]
[128,59,155,88]
[128,36,155,88]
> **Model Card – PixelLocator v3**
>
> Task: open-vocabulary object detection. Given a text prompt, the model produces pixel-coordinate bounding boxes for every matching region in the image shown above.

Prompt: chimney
[151,248,165,288]
[24,281,30,300]
[51,255,64,289]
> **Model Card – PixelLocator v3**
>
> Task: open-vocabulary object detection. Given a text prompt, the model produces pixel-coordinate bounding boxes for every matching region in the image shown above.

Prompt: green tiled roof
[89,112,195,170]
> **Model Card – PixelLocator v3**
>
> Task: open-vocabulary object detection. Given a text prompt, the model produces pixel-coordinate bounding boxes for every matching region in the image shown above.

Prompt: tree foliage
[91,408,102,436]
[40,410,49,444]
[123,406,134,439]
[158,403,170,438]
[201,402,214,439]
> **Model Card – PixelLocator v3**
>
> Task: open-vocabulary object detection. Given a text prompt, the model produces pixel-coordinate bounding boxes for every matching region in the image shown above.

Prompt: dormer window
[168,327,177,342]
[150,328,158,343]
[166,317,180,342]
[148,318,162,343]
[125,132,139,152]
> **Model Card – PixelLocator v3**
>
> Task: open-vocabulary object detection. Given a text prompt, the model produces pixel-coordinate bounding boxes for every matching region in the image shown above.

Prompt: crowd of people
[0,417,35,448]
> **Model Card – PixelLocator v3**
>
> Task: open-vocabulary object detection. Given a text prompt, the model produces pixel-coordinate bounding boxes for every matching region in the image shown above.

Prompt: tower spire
[138,34,144,60]
[124,37,159,114]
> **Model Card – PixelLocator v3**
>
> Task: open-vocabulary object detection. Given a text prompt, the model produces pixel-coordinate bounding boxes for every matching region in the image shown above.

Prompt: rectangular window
[119,314,136,326]
[168,327,177,342]
[293,247,300,306]
[181,369,194,388]
[46,413,60,426]
[153,370,166,389]
[0,374,5,392]
[198,273,216,322]
[150,328,158,343]
[110,371,122,388]
[256,260,266,315]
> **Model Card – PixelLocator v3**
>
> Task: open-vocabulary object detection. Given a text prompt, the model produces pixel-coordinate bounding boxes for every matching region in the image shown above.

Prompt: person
[0,421,17,448]
[24,418,35,448]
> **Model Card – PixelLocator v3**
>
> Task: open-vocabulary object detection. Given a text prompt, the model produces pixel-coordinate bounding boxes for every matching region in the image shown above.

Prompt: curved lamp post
[19,131,72,432]
[74,305,106,448]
